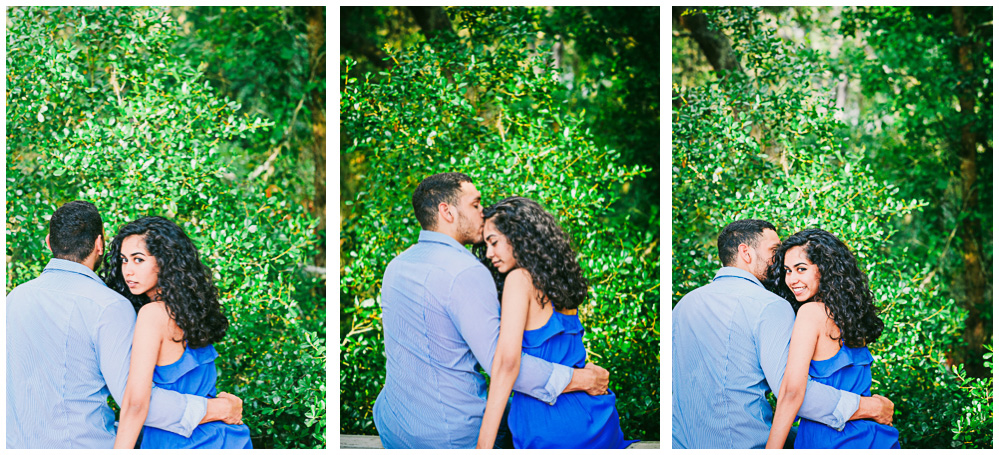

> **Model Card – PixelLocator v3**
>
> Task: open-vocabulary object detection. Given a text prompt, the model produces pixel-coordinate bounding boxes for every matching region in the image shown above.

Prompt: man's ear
[738,243,753,265]
[437,202,455,224]
[94,235,104,257]
[45,234,52,253]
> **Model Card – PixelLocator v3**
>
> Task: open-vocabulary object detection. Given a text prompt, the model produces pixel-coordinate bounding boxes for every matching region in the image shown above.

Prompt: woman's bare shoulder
[503,267,535,290]
[138,301,168,317]
[796,301,830,322]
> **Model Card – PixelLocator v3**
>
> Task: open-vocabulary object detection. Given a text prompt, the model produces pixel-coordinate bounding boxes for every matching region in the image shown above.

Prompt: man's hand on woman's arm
[201,392,244,425]
[851,394,894,426]
[563,362,610,396]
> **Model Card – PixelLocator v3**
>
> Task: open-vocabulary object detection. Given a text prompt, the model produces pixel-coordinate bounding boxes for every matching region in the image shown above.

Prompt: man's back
[373,231,498,448]
[7,259,135,448]
[671,267,795,448]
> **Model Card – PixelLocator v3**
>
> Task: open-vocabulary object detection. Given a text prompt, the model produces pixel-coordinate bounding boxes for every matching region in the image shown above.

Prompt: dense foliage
[6,6,325,448]
[340,7,660,442]
[673,7,992,448]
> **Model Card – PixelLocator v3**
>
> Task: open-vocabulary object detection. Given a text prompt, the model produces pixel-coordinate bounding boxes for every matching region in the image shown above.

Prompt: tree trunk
[951,5,988,377]
[307,5,326,270]
[674,7,743,73]
[340,7,391,70]
[407,6,456,42]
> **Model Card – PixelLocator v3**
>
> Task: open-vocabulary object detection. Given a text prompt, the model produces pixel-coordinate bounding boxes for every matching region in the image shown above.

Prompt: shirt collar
[418,230,473,254]
[712,266,765,288]
[43,257,104,284]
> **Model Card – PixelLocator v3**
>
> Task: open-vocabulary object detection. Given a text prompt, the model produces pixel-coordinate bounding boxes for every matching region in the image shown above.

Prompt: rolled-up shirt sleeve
[449,265,572,405]
[757,300,860,431]
[97,300,207,437]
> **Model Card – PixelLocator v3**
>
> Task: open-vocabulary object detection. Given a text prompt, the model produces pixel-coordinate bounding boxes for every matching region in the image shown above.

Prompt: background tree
[672,6,992,448]
[170,6,327,271]
[6,6,325,448]
[340,6,660,441]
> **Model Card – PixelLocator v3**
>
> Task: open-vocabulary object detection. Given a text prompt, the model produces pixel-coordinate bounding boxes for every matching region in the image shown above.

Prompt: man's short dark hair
[49,200,104,262]
[412,172,473,230]
[717,219,777,267]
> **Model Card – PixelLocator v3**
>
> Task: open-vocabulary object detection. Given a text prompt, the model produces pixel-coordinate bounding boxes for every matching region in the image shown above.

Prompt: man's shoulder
[390,241,484,277]
[675,276,788,318]
[9,269,130,309]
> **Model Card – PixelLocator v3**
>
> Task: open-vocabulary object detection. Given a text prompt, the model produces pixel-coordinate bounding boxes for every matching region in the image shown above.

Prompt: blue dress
[139,345,253,449]
[794,344,900,449]
[507,311,637,449]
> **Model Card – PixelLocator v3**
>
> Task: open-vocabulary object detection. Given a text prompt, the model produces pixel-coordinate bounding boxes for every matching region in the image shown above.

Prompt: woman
[103,216,252,449]
[473,196,635,449]
[765,229,899,449]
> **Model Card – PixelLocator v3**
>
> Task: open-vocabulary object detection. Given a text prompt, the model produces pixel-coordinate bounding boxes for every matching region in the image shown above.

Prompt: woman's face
[120,234,161,300]
[483,218,517,274]
[783,245,821,302]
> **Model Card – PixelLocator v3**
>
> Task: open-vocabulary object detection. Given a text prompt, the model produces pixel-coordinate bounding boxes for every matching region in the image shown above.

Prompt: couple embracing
[373,172,638,449]
[673,219,901,449]
[7,201,251,449]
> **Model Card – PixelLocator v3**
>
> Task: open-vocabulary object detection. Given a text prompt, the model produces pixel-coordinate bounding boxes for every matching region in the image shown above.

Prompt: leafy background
[340,6,661,442]
[6,6,326,448]
[673,6,992,448]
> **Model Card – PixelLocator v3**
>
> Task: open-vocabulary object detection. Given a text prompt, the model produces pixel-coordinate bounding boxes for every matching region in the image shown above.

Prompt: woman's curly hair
[102,216,229,349]
[766,228,884,348]
[473,196,588,311]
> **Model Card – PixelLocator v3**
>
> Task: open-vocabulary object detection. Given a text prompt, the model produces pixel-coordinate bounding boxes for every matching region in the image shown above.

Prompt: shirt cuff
[178,395,208,438]
[830,390,860,432]
[540,363,573,405]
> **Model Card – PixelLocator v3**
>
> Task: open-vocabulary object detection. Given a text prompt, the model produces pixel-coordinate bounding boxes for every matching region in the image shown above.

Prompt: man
[7,201,243,448]
[672,219,895,449]
[373,172,610,448]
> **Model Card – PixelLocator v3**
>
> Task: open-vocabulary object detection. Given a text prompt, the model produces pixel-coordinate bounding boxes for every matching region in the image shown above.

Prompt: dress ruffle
[152,345,219,384]
[807,345,874,379]
[521,311,584,348]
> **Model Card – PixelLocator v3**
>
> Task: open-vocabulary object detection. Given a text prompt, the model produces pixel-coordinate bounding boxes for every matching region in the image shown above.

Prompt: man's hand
[852,394,894,426]
[202,391,244,425]
[563,362,610,396]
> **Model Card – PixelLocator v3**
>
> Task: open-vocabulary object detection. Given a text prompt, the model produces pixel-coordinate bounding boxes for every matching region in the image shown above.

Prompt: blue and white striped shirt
[373,230,572,449]
[6,258,206,448]
[672,267,860,449]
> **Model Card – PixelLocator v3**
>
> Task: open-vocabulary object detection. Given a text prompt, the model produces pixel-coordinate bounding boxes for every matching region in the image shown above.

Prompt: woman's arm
[476,268,532,449]
[113,302,167,449]
[765,302,824,449]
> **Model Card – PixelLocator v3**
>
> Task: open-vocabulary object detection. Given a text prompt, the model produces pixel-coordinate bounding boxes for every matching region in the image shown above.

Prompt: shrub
[340,7,659,441]
[672,7,991,448]
[6,6,325,448]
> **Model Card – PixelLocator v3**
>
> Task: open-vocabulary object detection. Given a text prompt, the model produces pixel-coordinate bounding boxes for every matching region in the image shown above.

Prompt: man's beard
[457,212,482,245]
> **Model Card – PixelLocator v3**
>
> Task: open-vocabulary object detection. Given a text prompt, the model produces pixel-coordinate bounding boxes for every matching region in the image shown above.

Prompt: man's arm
[561,363,610,395]
[451,266,592,404]
[97,301,239,437]
[850,395,895,425]
[758,301,858,431]
[757,301,895,427]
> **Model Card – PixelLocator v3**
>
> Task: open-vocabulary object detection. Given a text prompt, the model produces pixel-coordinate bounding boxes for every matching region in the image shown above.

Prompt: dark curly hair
[102,216,229,349]
[766,229,884,348]
[473,197,588,311]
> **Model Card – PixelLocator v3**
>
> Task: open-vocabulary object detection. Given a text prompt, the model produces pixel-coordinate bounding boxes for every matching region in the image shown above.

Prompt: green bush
[6,6,324,448]
[340,7,659,441]
[672,7,991,448]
